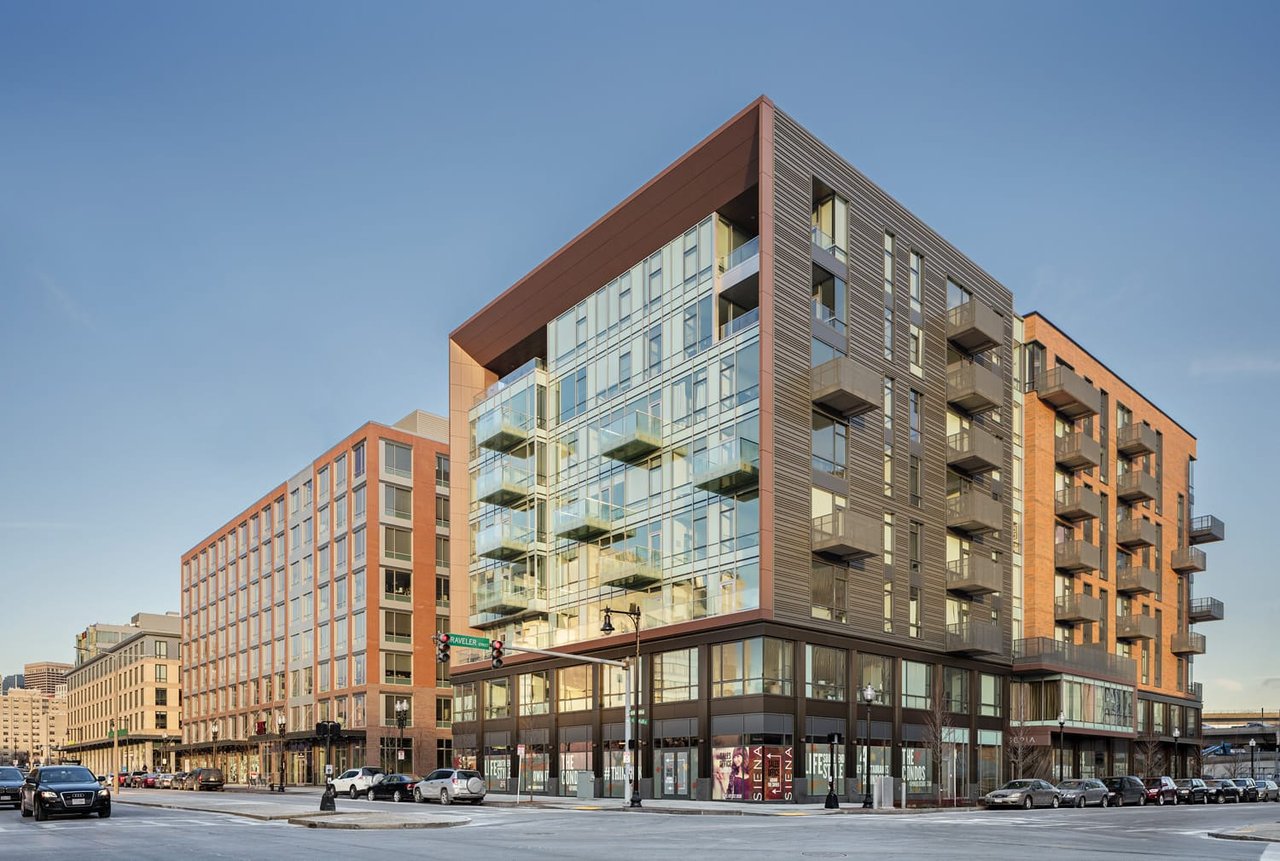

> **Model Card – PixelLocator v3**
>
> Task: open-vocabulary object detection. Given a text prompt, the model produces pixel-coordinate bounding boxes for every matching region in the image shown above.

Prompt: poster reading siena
[712,745,794,801]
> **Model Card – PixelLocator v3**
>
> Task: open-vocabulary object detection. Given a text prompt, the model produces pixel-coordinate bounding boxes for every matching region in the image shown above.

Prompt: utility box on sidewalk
[873,776,894,809]
[575,772,595,800]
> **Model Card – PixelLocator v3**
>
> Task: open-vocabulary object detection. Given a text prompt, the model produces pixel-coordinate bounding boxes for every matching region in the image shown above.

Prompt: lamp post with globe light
[860,683,878,808]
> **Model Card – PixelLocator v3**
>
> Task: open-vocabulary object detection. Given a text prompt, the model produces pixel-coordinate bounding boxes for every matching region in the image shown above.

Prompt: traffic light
[490,639,504,669]
[435,633,451,663]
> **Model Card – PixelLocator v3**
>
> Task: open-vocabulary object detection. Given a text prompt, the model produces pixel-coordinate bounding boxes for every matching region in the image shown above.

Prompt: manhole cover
[802,854,848,858]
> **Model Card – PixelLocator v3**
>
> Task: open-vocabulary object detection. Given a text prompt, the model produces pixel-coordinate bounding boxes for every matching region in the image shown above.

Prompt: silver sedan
[1056,778,1109,808]
[983,779,1061,809]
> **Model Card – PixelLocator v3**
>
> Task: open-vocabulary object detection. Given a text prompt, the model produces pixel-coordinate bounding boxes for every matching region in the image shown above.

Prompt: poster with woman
[712,746,752,800]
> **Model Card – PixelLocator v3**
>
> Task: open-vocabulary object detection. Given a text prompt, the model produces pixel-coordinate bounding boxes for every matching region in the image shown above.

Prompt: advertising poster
[713,745,794,801]
[712,746,752,800]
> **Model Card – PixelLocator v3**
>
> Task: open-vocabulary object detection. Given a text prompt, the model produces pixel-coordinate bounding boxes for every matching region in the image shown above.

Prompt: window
[653,648,698,703]
[805,644,847,702]
[383,651,412,686]
[556,665,593,712]
[335,454,346,489]
[859,654,893,704]
[435,454,450,487]
[908,586,921,639]
[909,456,922,507]
[454,683,477,722]
[883,232,894,299]
[943,667,969,713]
[909,390,922,443]
[156,711,168,729]
[883,443,893,496]
[710,637,793,697]
[384,526,411,561]
[811,271,847,334]
[155,665,168,683]
[909,324,923,376]
[811,412,847,477]
[483,679,510,719]
[436,696,453,728]
[979,674,1002,717]
[155,641,169,659]
[902,660,932,710]
[519,671,552,716]
[384,611,412,644]
[883,513,894,567]
[883,581,893,633]
[155,688,168,706]
[810,560,847,623]
[384,485,412,519]
[383,694,412,727]
[384,442,412,478]
[353,528,366,562]
[384,569,411,602]
[436,575,450,607]
[909,251,923,315]
[435,494,450,528]
[353,443,366,478]
[883,307,894,360]
[353,485,366,520]
[435,536,450,568]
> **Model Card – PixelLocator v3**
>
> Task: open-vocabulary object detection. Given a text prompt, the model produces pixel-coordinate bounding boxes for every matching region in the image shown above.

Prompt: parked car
[1174,778,1211,804]
[180,771,200,790]
[1102,775,1147,806]
[367,773,420,803]
[982,778,1061,810]
[20,765,111,820]
[126,771,147,788]
[1142,776,1178,805]
[1205,778,1240,803]
[192,768,225,791]
[331,766,387,799]
[141,773,161,788]
[1255,779,1280,802]
[414,768,487,805]
[1229,777,1260,802]
[1056,778,1110,808]
[157,773,175,789]
[171,771,188,789]
[0,766,25,809]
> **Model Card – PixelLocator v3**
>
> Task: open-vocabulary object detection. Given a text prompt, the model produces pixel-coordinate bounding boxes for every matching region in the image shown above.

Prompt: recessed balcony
[1055,593,1103,625]
[811,356,879,417]
[945,485,1003,535]
[1116,564,1159,595]
[599,411,662,463]
[1116,470,1158,503]
[1116,517,1157,548]
[1035,366,1101,419]
[1116,423,1158,458]
[1055,486,1101,522]
[473,463,533,508]
[718,235,760,296]
[598,546,662,590]
[946,360,1003,414]
[1055,539,1101,573]
[691,438,760,495]
[1171,631,1207,656]
[1189,514,1226,544]
[946,426,1002,475]
[946,556,1002,596]
[1115,614,1157,641]
[475,519,535,561]
[1188,597,1225,623]
[1055,432,1102,472]
[944,620,1003,656]
[946,300,1003,354]
[812,510,879,561]
[554,498,624,542]
[474,405,534,454]
[1171,546,1206,573]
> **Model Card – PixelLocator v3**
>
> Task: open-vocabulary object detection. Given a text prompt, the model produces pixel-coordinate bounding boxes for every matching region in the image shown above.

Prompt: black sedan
[0,766,24,809]
[1102,775,1147,806]
[20,766,112,820]
[1230,778,1260,802]
[1206,779,1240,803]
[1174,778,1211,804]
[367,773,421,803]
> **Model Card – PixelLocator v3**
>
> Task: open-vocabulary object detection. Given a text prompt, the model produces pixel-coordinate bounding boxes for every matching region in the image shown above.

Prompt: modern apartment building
[64,612,182,777]
[75,621,152,666]
[447,98,1022,803]
[179,411,453,785]
[1012,312,1222,779]
[23,662,72,696]
[0,687,66,767]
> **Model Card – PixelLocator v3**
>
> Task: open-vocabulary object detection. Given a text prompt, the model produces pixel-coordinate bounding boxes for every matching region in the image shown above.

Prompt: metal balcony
[599,411,662,463]
[1188,514,1226,544]
[1012,638,1136,685]
[945,485,1003,535]
[1171,546,1207,573]
[944,619,1003,656]
[1116,423,1158,458]
[945,556,1002,596]
[1055,486,1101,522]
[598,546,662,590]
[1055,432,1102,472]
[811,356,879,417]
[554,498,624,542]
[1115,614,1157,641]
[1054,539,1101,573]
[812,510,879,561]
[1116,470,1158,503]
[475,520,535,561]
[946,360,1003,414]
[473,463,533,508]
[1055,593,1103,624]
[474,405,534,453]
[1116,564,1159,595]
[1188,597,1225,623]
[946,300,1003,354]
[1034,366,1101,419]
[946,426,1002,475]
[1116,517,1157,548]
[691,438,759,495]
[1171,631,1207,656]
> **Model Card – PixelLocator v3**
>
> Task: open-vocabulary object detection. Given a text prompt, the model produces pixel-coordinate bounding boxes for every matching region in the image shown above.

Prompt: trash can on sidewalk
[575,771,595,800]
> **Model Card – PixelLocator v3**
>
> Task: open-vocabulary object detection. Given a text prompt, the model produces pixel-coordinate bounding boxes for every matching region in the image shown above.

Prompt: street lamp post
[1173,728,1181,779]
[1057,711,1066,783]
[825,732,841,809]
[601,604,642,808]
[861,683,878,809]
[110,718,122,797]
[277,714,287,793]
[395,699,409,771]
[211,722,220,774]
[1250,738,1257,780]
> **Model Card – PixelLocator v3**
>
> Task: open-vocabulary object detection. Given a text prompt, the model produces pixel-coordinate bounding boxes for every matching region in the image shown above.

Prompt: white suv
[331,766,386,799]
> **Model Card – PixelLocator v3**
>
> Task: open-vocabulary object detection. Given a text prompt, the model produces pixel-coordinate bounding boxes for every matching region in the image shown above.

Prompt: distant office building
[22,662,72,696]
[1,675,23,694]
[0,688,66,767]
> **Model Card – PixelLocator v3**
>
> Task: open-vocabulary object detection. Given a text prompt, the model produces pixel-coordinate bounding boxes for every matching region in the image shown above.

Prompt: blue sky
[1,1,1275,710]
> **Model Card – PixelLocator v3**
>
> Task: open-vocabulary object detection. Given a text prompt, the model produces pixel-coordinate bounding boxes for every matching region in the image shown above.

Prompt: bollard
[320,782,337,812]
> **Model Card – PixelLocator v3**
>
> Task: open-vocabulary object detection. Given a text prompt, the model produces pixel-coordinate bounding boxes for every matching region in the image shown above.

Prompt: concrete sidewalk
[480,792,954,816]
[1210,822,1280,843]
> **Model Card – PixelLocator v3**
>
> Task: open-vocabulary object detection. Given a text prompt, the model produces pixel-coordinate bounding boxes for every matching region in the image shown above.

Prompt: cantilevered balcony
[946,360,1003,414]
[470,574,544,620]
[1188,597,1225,623]
[946,426,1002,475]
[1116,423,1158,458]
[474,462,533,508]
[554,498,624,542]
[1189,515,1226,544]
[945,556,1002,596]
[1055,486,1101,522]
[474,405,534,454]
[475,518,535,561]
[1055,539,1101,573]
[1055,432,1102,472]
[598,546,662,590]
[1116,470,1158,503]
[811,356,879,417]
[1055,593,1103,625]
[1171,631,1207,656]
[1171,546,1207,573]
[1116,564,1159,595]
[1013,638,1137,685]
[1116,517,1157,548]
[945,485,1003,535]
[599,411,662,463]
[691,438,759,495]
[946,300,1003,354]
[944,620,1003,656]
[1115,614,1157,641]
[812,510,879,561]
[1035,367,1101,419]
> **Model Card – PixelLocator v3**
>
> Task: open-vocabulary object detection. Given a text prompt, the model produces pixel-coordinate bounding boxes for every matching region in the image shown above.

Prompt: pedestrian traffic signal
[490,639,504,669]
[435,633,451,663]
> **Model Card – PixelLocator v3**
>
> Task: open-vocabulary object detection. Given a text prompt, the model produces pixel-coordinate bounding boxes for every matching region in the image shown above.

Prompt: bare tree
[921,697,953,806]
[1223,754,1246,779]
[1135,734,1165,777]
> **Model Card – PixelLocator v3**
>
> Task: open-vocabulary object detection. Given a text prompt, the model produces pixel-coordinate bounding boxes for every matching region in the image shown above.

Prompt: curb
[1208,829,1280,843]
[116,799,340,822]
[288,815,469,830]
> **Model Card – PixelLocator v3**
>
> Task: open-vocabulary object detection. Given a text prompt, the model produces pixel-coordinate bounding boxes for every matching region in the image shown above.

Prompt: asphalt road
[2,796,1278,860]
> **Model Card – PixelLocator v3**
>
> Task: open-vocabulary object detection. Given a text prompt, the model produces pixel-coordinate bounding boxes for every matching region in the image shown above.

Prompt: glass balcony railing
[471,574,543,619]
[720,306,760,338]
[717,235,759,274]
[598,411,662,463]
[473,462,533,508]
[472,358,544,407]
[810,225,846,262]
[598,546,662,590]
[690,438,759,495]
[473,405,535,454]
[474,518,535,561]
[554,498,625,542]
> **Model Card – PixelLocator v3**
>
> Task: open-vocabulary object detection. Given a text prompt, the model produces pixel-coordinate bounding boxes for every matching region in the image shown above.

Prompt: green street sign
[445,633,491,650]
[109,729,128,739]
